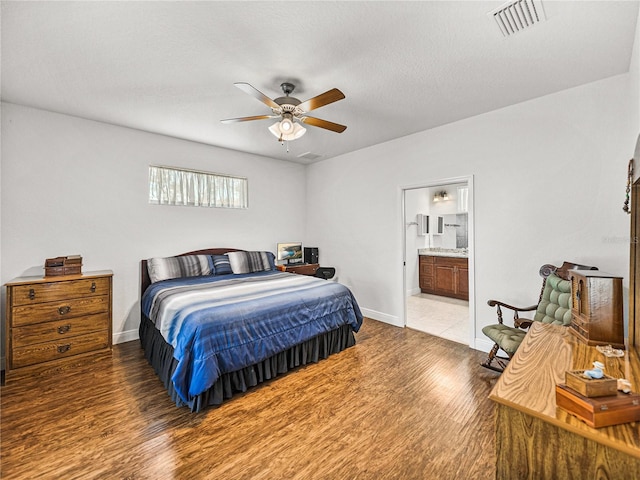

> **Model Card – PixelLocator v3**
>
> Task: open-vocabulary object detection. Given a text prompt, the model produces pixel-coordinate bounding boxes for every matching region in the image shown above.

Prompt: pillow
[211,254,233,275]
[147,255,212,284]
[227,251,276,274]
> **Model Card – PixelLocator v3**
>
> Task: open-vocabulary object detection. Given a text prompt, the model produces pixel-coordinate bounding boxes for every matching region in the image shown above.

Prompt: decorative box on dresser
[4,270,113,382]
[568,270,624,349]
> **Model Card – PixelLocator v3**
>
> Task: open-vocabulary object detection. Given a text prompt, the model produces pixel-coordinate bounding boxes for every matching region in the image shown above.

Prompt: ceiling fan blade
[234,82,280,109]
[298,88,345,112]
[300,116,347,133]
[221,114,279,124]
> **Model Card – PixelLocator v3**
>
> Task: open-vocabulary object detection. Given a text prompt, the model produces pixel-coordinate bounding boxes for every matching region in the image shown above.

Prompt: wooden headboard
[140,247,244,298]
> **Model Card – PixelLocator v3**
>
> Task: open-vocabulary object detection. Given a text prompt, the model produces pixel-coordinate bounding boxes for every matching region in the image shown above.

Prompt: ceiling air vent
[489,0,545,37]
[297,152,322,161]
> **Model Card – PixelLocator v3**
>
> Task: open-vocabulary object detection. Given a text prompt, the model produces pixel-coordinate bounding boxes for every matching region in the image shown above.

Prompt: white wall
[404,188,431,295]
[2,9,638,356]
[1,103,307,346]
[306,71,638,350]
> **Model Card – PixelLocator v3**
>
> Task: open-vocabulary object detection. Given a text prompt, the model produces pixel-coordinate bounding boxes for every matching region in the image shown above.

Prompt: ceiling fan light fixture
[279,114,294,134]
[268,121,306,142]
[291,123,306,139]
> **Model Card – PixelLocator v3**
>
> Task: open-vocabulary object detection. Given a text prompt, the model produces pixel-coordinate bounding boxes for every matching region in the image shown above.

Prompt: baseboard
[474,337,494,353]
[113,329,139,345]
[406,287,421,296]
[360,308,403,328]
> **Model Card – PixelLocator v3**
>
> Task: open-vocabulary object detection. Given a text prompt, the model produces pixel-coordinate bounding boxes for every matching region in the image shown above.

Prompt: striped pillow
[147,255,212,283]
[212,254,233,276]
[227,251,276,274]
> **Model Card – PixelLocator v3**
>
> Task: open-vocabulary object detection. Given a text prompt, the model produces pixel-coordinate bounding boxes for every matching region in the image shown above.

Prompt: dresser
[4,270,113,382]
[278,263,319,276]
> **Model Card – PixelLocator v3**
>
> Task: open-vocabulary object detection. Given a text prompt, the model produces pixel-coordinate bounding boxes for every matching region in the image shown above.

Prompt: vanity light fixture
[433,191,449,202]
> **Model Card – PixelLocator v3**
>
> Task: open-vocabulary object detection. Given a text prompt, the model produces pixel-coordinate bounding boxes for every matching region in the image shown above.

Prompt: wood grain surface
[1,319,498,480]
[490,322,640,478]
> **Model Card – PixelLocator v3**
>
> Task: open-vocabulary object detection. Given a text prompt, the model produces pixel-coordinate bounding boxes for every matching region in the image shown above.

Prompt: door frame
[630,178,639,354]
[400,175,475,347]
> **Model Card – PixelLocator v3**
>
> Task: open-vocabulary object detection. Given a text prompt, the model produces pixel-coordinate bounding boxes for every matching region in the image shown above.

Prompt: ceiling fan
[221,82,347,143]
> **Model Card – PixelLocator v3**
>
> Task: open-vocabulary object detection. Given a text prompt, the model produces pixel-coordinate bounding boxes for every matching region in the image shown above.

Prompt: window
[148,165,248,209]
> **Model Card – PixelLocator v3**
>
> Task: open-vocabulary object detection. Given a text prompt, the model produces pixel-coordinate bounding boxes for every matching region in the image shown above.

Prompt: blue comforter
[141,271,363,404]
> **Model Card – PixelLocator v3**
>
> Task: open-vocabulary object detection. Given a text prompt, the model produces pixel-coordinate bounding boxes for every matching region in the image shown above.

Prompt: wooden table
[489,322,640,479]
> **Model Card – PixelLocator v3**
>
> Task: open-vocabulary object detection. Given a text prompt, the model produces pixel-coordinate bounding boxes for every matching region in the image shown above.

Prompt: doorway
[402,176,474,346]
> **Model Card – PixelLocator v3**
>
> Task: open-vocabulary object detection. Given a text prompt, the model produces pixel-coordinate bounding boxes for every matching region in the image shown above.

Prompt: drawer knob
[90,282,97,292]
[57,344,71,354]
[29,288,35,300]
[58,305,71,315]
[57,324,71,334]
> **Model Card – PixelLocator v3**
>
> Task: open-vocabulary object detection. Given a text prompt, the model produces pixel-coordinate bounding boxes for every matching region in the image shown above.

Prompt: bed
[139,248,363,412]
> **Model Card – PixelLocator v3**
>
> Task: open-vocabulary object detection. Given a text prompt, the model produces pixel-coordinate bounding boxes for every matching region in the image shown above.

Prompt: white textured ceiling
[2,1,638,164]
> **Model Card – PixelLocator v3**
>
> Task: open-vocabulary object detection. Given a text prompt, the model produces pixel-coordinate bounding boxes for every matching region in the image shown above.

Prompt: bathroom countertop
[418,248,468,258]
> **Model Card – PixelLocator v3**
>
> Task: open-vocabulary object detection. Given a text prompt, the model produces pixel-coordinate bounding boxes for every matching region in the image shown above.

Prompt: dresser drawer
[571,314,588,328]
[10,277,111,306]
[11,295,109,327]
[11,330,110,369]
[435,256,468,267]
[570,322,589,340]
[11,313,110,348]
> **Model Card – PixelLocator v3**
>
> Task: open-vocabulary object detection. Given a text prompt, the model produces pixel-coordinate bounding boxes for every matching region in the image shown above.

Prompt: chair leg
[480,343,510,373]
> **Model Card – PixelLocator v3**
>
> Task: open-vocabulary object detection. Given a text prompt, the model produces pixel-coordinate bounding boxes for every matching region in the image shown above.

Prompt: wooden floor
[1,319,499,479]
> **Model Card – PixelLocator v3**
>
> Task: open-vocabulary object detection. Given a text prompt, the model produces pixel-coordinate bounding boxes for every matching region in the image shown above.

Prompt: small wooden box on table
[564,369,618,397]
[4,270,113,382]
[555,383,640,428]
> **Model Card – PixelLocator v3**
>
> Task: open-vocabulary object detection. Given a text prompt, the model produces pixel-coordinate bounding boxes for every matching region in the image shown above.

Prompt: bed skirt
[139,314,356,412]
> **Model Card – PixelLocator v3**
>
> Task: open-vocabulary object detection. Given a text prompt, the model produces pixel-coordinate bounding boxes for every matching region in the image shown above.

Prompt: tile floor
[406,293,470,345]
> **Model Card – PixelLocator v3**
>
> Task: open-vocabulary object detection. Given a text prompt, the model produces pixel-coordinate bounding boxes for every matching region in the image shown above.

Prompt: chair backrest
[533,273,573,325]
[533,261,598,326]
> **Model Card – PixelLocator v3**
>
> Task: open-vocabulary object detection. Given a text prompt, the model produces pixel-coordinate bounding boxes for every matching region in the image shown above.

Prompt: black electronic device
[315,267,335,280]
[304,247,319,264]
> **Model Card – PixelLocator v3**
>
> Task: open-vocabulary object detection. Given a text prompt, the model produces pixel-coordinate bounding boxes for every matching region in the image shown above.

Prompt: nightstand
[278,263,320,276]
